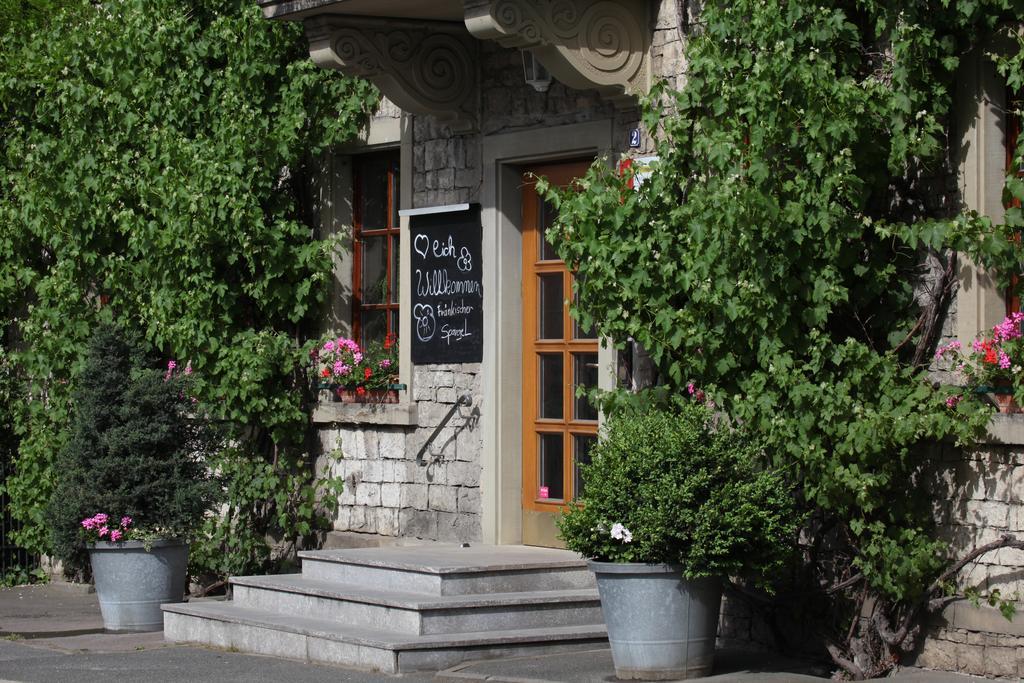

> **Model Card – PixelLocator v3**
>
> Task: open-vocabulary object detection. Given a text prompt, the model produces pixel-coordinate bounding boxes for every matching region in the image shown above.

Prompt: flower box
[974,386,1022,414]
[312,335,400,402]
[318,383,406,404]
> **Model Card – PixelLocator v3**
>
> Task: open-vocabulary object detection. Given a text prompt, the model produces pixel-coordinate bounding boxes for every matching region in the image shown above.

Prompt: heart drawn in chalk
[413,234,430,259]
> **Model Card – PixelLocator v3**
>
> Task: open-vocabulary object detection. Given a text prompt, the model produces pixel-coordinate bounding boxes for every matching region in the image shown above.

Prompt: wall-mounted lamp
[521,50,552,93]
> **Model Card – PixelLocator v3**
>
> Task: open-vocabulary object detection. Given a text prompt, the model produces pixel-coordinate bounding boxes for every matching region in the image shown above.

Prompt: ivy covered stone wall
[908,422,1024,678]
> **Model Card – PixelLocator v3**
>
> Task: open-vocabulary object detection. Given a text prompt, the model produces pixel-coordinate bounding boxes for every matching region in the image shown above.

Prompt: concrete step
[229,574,602,635]
[297,544,593,596]
[162,601,608,674]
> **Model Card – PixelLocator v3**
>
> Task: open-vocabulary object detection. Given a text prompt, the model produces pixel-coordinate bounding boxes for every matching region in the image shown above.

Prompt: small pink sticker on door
[538,486,549,499]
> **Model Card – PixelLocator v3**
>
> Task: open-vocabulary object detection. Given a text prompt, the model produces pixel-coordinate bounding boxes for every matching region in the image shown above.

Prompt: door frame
[479,119,616,545]
[520,160,600,547]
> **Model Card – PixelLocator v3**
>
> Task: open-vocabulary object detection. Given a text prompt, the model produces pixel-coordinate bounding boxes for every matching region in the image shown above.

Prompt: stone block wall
[909,420,1024,678]
[916,616,1024,678]
[929,436,1024,599]
[316,364,482,544]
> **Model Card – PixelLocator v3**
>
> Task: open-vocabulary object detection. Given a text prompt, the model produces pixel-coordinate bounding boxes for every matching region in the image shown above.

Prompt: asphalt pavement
[0,583,979,683]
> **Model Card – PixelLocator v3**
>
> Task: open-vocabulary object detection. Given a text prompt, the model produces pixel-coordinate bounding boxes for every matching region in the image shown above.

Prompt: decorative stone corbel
[305,17,478,130]
[463,0,650,105]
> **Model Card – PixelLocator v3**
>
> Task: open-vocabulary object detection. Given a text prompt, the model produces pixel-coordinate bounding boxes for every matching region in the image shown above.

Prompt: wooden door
[521,160,599,547]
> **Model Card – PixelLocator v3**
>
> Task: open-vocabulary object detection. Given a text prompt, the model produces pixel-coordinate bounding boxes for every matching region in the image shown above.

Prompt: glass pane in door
[539,274,564,339]
[573,434,597,499]
[573,352,599,421]
[539,354,564,420]
[539,433,565,500]
[539,199,559,261]
[572,276,595,339]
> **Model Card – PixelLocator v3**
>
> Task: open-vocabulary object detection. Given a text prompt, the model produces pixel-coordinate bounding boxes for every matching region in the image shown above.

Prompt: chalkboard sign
[408,205,483,364]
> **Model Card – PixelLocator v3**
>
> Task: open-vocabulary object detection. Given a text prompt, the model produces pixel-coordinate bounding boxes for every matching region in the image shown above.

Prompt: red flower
[983,342,999,365]
[384,334,393,350]
[364,367,372,380]
[320,368,330,378]
[356,386,366,395]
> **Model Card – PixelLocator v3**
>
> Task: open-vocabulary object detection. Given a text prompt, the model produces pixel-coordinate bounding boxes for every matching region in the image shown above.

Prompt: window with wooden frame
[353,151,400,348]
[1008,89,1022,314]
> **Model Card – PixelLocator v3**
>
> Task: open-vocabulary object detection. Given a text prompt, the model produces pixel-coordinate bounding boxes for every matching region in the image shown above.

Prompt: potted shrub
[46,324,220,631]
[558,399,798,680]
[313,333,401,403]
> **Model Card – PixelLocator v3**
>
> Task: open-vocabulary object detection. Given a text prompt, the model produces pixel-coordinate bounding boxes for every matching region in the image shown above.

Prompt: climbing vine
[0,0,376,579]
[543,1,1024,677]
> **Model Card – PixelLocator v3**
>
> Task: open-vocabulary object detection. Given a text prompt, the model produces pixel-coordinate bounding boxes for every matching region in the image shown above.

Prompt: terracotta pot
[991,392,1021,414]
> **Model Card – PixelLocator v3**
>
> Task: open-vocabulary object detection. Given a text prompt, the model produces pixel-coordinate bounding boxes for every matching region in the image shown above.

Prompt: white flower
[610,523,633,543]
[1014,365,1022,374]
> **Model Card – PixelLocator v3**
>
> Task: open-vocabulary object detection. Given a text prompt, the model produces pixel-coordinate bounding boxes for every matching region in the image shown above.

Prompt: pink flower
[93,513,108,525]
[184,362,192,375]
[109,529,123,542]
[379,359,392,369]
[945,394,962,409]
[686,383,695,395]
[121,516,132,528]
[81,518,96,530]
[993,312,1024,342]
[935,340,962,359]
[999,351,1012,370]
[98,526,109,538]
[323,340,336,352]
[353,352,363,364]
[167,360,177,371]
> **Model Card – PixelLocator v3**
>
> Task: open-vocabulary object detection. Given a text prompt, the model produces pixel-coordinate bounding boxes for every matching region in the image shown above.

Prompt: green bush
[46,324,220,573]
[558,401,798,586]
[0,0,375,572]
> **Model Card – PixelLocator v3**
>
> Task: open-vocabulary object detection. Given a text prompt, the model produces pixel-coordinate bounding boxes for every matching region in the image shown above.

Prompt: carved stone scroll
[305,17,478,129]
[463,0,650,104]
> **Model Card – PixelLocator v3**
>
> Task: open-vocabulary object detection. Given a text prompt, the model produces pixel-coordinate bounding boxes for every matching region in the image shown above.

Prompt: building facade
[262,1,1024,676]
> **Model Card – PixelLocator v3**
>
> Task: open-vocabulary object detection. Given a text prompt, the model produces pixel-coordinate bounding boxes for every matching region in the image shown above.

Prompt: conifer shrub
[558,400,798,587]
[47,324,220,574]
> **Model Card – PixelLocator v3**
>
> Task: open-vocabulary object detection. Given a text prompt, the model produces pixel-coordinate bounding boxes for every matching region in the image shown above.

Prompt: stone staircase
[162,544,607,674]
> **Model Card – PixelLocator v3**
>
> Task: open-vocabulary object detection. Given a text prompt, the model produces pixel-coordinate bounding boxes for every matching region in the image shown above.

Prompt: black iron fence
[0,459,38,579]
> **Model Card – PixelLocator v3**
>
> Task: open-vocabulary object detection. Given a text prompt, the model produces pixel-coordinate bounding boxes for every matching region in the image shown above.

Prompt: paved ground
[0,584,102,638]
[441,649,975,682]
[0,584,980,683]
[0,639,436,683]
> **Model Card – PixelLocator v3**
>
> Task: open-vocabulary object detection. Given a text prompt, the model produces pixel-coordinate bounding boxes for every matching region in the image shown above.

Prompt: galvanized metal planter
[88,539,188,632]
[588,560,722,680]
